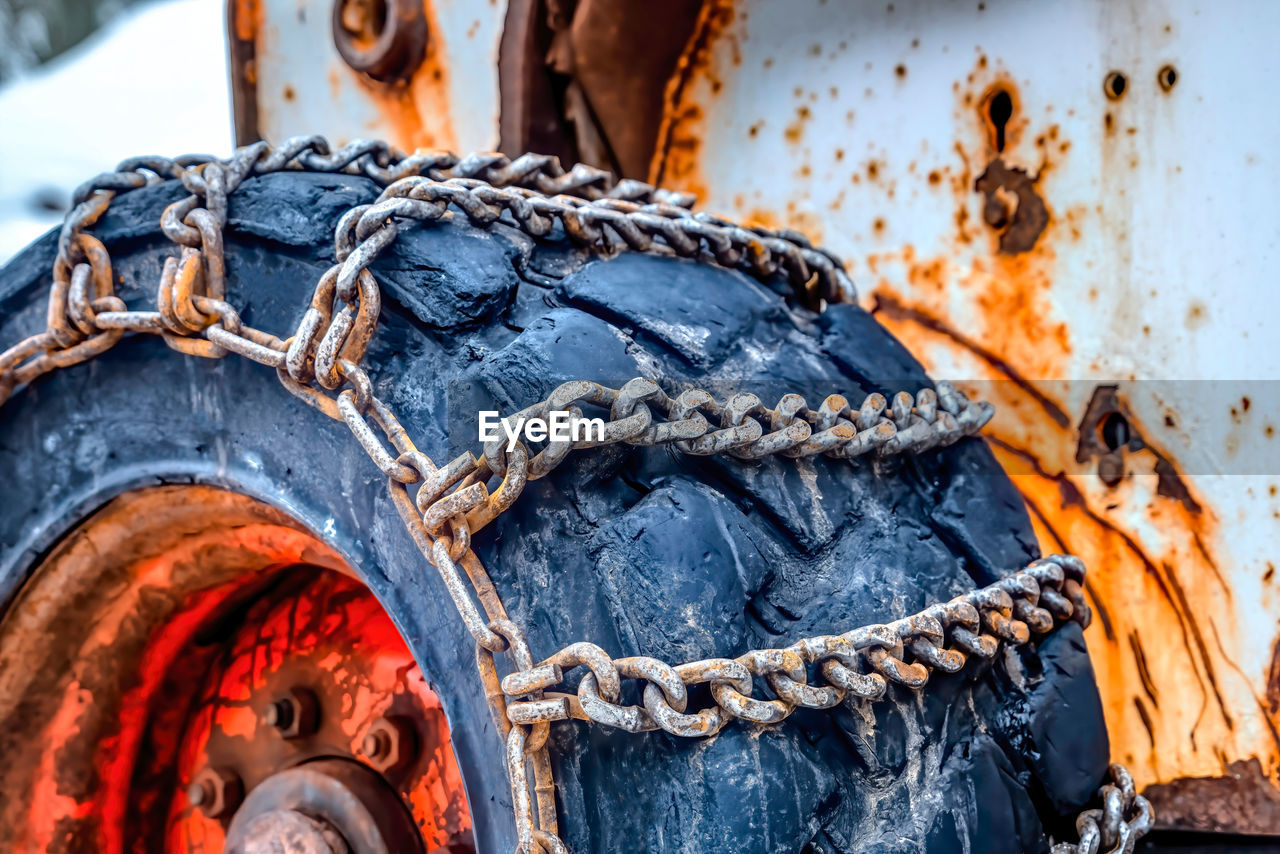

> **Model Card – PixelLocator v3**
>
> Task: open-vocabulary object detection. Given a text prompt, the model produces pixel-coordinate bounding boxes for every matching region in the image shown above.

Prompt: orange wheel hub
[0,486,473,853]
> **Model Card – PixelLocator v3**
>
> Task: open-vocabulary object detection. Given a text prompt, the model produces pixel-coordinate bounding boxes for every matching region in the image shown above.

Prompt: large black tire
[0,171,1108,853]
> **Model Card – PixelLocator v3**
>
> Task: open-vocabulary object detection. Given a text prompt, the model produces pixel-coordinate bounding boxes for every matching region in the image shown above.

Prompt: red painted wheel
[0,486,473,853]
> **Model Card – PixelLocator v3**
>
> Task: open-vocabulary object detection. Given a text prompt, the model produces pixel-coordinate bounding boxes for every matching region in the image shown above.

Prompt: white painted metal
[646,0,1280,794]
[251,0,506,152]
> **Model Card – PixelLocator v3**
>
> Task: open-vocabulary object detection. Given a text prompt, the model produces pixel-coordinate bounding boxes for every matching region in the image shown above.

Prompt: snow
[0,0,233,265]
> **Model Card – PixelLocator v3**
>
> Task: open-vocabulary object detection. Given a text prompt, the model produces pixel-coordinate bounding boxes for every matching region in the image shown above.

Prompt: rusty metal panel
[230,0,507,150]
[645,0,1280,832]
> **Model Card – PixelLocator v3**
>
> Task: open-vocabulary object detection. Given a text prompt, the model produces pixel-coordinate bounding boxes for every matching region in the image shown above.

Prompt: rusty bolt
[332,0,427,83]
[982,186,1017,230]
[1098,452,1126,487]
[359,715,417,775]
[263,687,320,739]
[187,766,244,819]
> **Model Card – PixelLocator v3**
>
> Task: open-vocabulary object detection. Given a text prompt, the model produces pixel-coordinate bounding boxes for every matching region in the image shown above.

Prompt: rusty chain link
[500,553,1091,737]
[0,136,1144,853]
[478,377,993,469]
[1051,764,1154,854]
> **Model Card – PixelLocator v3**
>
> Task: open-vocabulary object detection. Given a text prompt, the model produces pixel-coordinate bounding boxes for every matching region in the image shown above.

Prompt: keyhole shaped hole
[1100,411,1130,451]
[986,88,1014,152]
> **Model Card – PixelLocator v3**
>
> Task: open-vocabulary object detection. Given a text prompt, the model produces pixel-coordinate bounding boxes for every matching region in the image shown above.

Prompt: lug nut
[359,715,417,775]
[187,766,243,818]
[262,687,320,739]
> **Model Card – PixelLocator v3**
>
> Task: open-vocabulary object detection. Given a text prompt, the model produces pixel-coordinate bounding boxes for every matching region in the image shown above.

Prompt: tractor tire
[0,170,1108,853]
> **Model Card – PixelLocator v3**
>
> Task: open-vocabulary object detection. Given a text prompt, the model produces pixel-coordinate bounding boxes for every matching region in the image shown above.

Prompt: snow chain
[0,137,1151,853]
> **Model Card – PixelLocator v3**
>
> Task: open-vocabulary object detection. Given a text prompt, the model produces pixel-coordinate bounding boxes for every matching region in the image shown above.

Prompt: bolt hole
[1100,412,1129,451]
[985,88,1013,152]
[1158,64,1177,92]
[1104,71,1127,100]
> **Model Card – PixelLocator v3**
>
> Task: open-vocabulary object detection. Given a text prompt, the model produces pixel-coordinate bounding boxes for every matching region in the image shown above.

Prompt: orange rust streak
[319,3,457,152]
[857,54,1280,787]
[1208,618,1280,755]
[990,433,1234,729]
[872,290,1070,428]
[876,271,1261,786]
[648,0,736,198]
[232,0,261,43]
[1129,631,1161,709]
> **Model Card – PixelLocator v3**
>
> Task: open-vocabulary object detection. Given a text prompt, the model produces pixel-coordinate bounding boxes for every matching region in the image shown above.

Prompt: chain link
[0,136,1145,853]
[1052,764,1154,854]
[498,554,1091,737]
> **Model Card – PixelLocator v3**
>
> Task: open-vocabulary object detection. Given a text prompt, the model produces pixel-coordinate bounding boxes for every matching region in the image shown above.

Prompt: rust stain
[979,82,1024,151]
[1135,696,1156,749]
[1075,385,1203,514]
[233,0,261,43]
[980,430,1259,776]
[253,0,451,151]
[645,21,1280,819]
[785,104,812,143]
[349,0,457,151]
[1268,638,1280,717]
[974,159,1049,254]
[1129,630,1160,707]
[1145,759,1280,834]
[744,207,779,230]
[648,0,737,199]
[860,52,1278,806]
[872,291,1070,428]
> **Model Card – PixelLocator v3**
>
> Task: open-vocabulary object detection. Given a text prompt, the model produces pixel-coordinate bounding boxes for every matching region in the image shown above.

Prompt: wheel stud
[361,730,389,760]
[264,698,293,729]
[359,715,417,774]
[187,766,243,818]
[262,687,319,739]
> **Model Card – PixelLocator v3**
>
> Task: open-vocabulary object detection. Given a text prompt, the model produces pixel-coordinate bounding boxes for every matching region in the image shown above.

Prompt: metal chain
[1052,764,1154,854]
[478,376,994,470]
[0,137,1145,853]
[340,175,853,308]
[500,554,1092,737]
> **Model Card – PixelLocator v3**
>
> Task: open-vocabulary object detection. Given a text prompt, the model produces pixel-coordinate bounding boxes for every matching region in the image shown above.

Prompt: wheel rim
[0,485,473,853]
